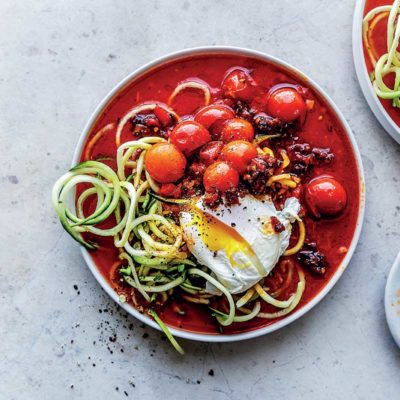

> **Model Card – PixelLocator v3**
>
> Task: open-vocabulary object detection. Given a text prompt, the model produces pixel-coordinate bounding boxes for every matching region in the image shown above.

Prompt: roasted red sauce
[80,54,360,334]
[363,0,400,126]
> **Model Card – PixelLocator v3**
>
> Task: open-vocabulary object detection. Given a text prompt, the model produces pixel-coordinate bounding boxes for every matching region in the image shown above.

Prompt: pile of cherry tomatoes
[145,70,306,191]
[144,68,346,217]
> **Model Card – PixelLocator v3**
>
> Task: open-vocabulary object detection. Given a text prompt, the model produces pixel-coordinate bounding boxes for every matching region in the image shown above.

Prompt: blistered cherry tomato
[203,161,239,192]
[222,68,255,100]
[199,141,224,165]
[305,176,347,218]
[144,143,186,183]
[221,140,257,174]
[221,118,254,142]
[267,87,307,122]
[194,104,235,129]
[169,120,211,155]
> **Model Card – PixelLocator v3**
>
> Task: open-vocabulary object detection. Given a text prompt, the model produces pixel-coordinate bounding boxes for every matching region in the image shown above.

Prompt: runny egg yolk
[186,208,263,273]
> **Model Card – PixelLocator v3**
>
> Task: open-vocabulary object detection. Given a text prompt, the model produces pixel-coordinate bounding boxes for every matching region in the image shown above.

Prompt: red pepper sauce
[363,0,400,126]
[81,54,360,335]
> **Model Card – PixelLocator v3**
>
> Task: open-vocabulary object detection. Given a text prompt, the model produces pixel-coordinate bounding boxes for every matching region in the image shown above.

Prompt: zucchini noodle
[52,161,123,248]
[188,268,235,326]
[280,149,290,169]
[254,283,295,308]
[125,273,186,293]
[257,268,305,319]
[84,122,116,160]
[267,173,298,188]
[215,269,305,322]
[262,147,275,158]
[167,80,211,108]
[267,173,292,185]
[236,287,256,308]
[271,260,294,298]
[148,309,184,355]
[284,219,306,256]
[363,0,400,106]
[181,294,210,304]
[279,179,297,188]
[211,302,261,323]
[253,134,282,145]
[120,252,151,302]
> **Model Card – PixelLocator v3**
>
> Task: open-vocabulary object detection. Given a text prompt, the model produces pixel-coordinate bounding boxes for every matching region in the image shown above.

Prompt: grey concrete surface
[1,0,400,399]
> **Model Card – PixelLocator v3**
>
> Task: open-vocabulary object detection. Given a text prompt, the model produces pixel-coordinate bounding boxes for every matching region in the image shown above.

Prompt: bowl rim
[385,251,400,348]
[72,46,366,343]
[352,0,400,144]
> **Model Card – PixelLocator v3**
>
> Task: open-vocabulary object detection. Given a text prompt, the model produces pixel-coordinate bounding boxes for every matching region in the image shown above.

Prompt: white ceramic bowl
[353,0,400,144]
[385,252,400,348]
[72,46,365,343]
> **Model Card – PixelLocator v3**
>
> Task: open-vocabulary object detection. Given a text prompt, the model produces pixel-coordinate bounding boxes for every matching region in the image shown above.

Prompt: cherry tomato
[195,105,234,131]
[221,140,257,174]
[144,143,186,183]
[222,68,255,100]
[267,87,307,122]
[305,176,347,218]
[199,141,224,165]
[221,118,254,142]
[203,161,239,192]
[169,120,211,155]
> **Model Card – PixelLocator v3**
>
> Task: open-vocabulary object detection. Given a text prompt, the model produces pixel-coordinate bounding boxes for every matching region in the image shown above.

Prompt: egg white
[180,195,300,294]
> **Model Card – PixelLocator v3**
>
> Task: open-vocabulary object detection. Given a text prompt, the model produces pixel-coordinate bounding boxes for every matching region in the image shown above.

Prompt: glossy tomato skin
[221,140,257,174]
[194,105,234,137]
[169,120,211,156]
[221,118,255,142]
[154,105,173,127]
[144,143,186,183]
[305,176,347,218]
[221,68,256,101]
[199,141,224,166]
[267,87,307,122]
[203,161,239,192]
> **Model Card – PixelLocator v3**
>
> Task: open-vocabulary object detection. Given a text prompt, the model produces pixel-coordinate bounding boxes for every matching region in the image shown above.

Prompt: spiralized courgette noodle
[167,80,211,108]
[52,83,308,353]
[363,0,400,106]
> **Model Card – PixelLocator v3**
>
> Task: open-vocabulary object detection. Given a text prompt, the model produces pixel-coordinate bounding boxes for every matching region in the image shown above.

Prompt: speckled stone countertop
[1,0,400,399]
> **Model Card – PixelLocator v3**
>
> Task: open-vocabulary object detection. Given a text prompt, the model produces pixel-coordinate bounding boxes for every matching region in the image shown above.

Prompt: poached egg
[180,195,300,294]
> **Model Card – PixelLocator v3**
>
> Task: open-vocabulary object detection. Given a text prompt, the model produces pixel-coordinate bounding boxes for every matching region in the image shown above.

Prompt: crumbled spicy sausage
[181,178,202,197]
[297,242,327,275]
[253,113,298,136]
[203,190,222,208]
[131,113,168,138]
[233,100,254,121]
[243,155,276,195]
[187,162,206,178]
[224,187,241,207]
[180,162,207,197]
[203,184,245,209]
[312,147,334,162]
[287,143,334,176]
